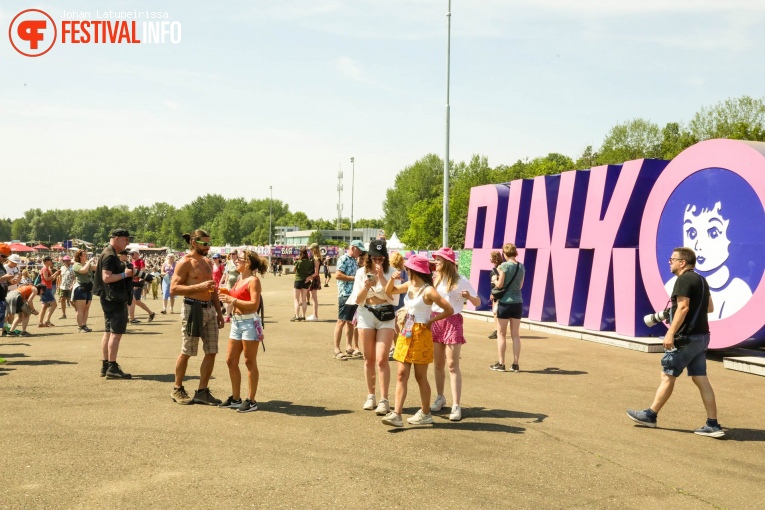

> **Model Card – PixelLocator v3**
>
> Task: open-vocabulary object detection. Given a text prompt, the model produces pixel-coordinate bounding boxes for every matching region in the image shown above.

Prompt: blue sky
[2,0,764,222]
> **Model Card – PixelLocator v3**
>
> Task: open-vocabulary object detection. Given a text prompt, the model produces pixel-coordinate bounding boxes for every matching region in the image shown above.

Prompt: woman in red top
[211,253,225,289]
[217,250,267,413]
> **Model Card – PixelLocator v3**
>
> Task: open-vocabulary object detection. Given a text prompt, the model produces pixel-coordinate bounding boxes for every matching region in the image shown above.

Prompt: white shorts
[356,306,395,330]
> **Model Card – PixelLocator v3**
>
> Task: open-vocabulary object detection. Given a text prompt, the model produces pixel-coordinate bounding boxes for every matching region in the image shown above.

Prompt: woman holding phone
[491,243,525,373]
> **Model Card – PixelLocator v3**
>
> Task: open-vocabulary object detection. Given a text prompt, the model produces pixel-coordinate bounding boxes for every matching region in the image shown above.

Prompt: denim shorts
[40,288,56,304]
[661,333,709,377]
[230,317,262,341]
[338,295,358,322]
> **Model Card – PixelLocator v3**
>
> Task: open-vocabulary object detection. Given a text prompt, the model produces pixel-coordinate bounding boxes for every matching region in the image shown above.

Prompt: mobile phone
[366,273,375,281]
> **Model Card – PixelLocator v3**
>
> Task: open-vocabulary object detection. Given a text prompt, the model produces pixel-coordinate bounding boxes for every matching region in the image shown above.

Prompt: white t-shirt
[349,266,397,306]
[4,264,20,291]
[432,275,476,314]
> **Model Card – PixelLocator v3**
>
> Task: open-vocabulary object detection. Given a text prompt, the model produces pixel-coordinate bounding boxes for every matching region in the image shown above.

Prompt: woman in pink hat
[429,247,480,422]
[382,254,453,427]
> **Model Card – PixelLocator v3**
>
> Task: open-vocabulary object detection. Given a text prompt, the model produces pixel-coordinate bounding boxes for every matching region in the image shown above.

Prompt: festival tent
[10,243,36,253]
[33,244,49,251]
[387,233,404,250]
[51,244,66,251]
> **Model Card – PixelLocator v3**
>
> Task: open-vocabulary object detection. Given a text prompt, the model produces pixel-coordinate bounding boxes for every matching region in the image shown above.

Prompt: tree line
[0,196,382,249]
[383,95,765,249]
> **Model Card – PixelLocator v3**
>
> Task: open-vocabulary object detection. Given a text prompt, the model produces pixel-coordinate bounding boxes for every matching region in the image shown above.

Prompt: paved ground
[2,275,764,509]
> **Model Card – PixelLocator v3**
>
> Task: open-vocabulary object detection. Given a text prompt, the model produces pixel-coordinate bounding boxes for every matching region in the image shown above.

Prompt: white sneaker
[449,405,462,421]
[382,411,403,427]
[305,315,318,322]
[375,399,390,416]
[363,394,376,411]
[430,394,446,412]
[407,410,434,425]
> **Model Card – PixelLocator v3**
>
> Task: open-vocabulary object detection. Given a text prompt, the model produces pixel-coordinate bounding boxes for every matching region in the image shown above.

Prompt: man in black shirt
[627,247,723,438]
[93,229,134,379]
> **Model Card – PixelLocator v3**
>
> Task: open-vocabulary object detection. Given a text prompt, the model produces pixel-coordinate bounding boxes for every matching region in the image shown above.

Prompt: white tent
[387,232,404,250]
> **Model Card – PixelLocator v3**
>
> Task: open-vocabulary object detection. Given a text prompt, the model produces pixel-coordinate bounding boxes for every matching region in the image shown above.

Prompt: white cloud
[335,57,370,84]
[163,99,179,110]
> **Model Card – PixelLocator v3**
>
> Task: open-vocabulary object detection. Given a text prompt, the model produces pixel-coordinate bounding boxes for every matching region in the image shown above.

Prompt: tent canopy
[387,233,404,250]
[10,243,36,253]
[33,244,48,250]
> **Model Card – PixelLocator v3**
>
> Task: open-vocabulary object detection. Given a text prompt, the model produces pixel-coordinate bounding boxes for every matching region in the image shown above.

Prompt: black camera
[644,308,670,327]
[135,269,154,282]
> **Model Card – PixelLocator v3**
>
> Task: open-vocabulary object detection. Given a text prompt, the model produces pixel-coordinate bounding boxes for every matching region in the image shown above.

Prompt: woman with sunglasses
[217,250,267,413]
[351,240,397,415]
[72,249,97,333]
[382,254,453,427]
[491,243,525,372]
[161,254,177,314]
[429,247,480,421]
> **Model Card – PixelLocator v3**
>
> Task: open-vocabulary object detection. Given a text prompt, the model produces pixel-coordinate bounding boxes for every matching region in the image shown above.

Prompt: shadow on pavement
[259,400,353,417]
[388,422,526,434]
[520,335,547,339]
[8,359,78,366]
[0,367,15,376]
[0,342,31,347]
[724,428,765,442]
[458,406,548,423]
[0,353,29,359]
[524,367,588,376]
[135,374,201,382]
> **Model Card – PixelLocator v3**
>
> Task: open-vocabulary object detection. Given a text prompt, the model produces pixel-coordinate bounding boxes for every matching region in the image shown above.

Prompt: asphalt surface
[2,275,764,509]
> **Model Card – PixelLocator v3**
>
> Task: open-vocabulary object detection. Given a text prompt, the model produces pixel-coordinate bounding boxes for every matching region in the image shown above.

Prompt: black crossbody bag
[673,276,707,348]
[491,263,520,299]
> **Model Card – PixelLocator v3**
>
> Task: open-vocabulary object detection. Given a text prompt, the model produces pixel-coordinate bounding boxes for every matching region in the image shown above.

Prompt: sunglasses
[195,240,211,246]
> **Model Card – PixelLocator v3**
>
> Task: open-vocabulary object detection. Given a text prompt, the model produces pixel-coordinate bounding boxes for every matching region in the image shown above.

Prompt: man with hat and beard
[92,228,134,379]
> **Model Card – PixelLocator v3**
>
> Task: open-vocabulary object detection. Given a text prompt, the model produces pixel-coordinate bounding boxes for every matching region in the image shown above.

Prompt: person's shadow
[135,374,201,383]
[258,400,352,418]
[523,367,588,376]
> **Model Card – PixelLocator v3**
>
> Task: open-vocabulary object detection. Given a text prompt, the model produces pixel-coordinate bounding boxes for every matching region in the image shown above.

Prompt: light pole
[269,186,273,265]
[350,156,355,243]
[442,0,451,247]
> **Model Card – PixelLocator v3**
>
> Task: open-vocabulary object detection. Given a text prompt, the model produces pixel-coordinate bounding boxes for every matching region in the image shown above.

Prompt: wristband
[122,272,126,279]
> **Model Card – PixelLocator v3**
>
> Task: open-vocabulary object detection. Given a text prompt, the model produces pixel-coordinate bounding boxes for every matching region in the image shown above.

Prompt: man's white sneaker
[449,405,462,421]
[363,394,377,411]
[430,394,446,412]
[382,411,403,427]
[305,315,318,322]
[407,410,434,425]
[375,399,390,416]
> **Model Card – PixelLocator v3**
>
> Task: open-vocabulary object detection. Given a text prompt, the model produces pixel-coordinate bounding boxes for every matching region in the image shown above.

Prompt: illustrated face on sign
[683,201,730,272]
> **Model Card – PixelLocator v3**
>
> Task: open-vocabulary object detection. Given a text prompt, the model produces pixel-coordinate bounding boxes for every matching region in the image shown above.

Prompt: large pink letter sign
[465,139,765,349]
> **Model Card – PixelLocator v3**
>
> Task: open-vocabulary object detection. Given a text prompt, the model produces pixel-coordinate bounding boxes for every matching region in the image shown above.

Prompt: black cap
[111,228,133,239]
[119,249,130,255]
[368,240,388,258]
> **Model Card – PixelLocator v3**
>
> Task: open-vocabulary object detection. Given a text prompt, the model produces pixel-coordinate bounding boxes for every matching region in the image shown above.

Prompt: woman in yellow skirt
[382,254,453,427]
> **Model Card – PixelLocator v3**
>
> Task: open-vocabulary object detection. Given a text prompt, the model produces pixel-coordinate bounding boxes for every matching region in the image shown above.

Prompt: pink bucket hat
[62,255,72,262]
[433,247,456,265]
[404,254,431,274]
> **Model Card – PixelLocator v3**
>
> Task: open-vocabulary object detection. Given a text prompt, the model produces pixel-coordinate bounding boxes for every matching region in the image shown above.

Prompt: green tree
[689,95,765,141]
[596,118,662,165]
[383,154,444,239]
[660,122,697,160]
[308,230,327,245]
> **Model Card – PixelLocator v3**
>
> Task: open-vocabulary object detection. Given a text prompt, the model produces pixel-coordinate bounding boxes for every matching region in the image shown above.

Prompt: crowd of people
[1,229,725,437]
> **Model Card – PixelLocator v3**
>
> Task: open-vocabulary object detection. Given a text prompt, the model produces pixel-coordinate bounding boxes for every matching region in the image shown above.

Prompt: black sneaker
[290,316,299,322]
[237,399,258,413]
[489,362,506,372]
[193,388,222,406]
[511,364,520,372]
[100,360,109,377]
[488,330,497,339]
[218,395,243,409]
[82,325,92,333]
[105,362,132,379]
[130,319,141,324]
[148,312,156,322]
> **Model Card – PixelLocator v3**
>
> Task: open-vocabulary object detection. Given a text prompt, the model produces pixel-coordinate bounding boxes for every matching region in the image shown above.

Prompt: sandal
[346,349,354,356]
[38,324,48,328]
[333,351,349,360]
[45,321,55,327]
[351,350,363,358]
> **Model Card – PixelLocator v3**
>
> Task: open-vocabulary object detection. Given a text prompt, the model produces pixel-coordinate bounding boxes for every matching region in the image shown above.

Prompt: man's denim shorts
[40,288,56,304]
[661,334,710,377]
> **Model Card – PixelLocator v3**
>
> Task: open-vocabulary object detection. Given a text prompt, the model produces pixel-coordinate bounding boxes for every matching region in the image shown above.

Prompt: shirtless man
[169,230,225,405]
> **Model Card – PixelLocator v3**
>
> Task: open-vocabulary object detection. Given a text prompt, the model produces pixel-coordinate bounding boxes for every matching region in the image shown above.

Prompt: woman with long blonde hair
[429,248,480,421]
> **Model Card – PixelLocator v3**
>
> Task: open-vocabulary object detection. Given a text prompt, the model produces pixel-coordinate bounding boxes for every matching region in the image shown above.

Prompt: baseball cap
[350,240,366,252]
[129,249,140,254]
[62,255,72,262]
[111,228,133,239]
[212,253,221,259]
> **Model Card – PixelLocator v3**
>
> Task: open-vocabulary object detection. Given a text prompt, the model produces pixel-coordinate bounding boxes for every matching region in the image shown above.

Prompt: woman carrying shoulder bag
[490,243,525,373]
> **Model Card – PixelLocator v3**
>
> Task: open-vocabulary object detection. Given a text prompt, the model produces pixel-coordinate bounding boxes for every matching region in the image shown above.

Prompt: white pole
[350,156,355,243]
[443,0,451,248]
[268,186,273,266]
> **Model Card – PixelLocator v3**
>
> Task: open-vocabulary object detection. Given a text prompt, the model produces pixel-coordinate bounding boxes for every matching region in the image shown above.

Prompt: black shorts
[133,287,143,301]
[338,295,358,322]
[497,302,523,320]
[294,280,310,290]
[73,286,92,303]
[101,296,128,334]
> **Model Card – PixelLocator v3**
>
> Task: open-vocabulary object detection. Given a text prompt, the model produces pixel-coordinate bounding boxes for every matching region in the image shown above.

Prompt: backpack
[33,273,41,286]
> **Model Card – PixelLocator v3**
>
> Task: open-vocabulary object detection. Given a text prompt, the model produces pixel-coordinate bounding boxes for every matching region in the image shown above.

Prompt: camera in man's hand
[644,308,670,327]
[135,269,154,282]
